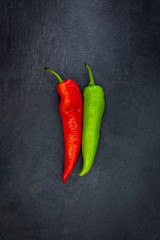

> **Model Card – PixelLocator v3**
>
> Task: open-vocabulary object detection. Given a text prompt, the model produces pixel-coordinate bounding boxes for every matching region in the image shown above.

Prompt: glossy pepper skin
[44,67,83,183]
[79,64,105,176]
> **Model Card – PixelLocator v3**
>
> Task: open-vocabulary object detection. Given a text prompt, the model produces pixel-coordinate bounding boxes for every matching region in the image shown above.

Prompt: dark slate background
[0,0,160,239]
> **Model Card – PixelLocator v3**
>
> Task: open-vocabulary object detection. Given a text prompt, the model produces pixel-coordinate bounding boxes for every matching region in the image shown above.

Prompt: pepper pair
[44,64,105,183]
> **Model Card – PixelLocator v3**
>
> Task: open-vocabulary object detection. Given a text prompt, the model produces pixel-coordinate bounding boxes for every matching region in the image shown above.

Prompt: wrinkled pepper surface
[79,63,105,176]
[44,67,83,183]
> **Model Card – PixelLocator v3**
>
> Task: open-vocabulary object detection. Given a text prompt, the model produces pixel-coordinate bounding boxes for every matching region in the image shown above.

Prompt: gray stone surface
[0,0,160,239]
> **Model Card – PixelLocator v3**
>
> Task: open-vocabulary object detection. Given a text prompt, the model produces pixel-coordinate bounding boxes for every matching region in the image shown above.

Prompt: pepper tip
[79,171,85,177]
[84,63,87,66]
[62,174,68,184]
[43,67,48,70]
[79,168,90,176]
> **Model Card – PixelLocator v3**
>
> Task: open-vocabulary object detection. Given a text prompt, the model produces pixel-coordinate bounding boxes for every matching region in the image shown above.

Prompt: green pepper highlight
[79,63,105,176]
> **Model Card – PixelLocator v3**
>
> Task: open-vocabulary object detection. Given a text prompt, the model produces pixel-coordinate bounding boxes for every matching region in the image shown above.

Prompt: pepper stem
[43,67,63,83]
[84,63,95,85]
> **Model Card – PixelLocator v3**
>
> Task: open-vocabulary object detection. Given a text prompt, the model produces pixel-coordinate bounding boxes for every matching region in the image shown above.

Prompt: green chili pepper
[79,63,105,176]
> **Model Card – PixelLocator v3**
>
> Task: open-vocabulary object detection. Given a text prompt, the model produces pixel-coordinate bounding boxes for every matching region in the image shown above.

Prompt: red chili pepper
[44,67,83,183]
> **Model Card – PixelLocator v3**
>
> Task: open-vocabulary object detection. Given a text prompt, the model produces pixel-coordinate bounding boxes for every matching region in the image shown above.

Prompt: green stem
[84,63,95,85]
[43,67,63,83]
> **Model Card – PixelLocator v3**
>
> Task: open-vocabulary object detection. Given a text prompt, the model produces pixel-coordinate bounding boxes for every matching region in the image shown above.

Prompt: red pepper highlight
[44,67,83,183]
